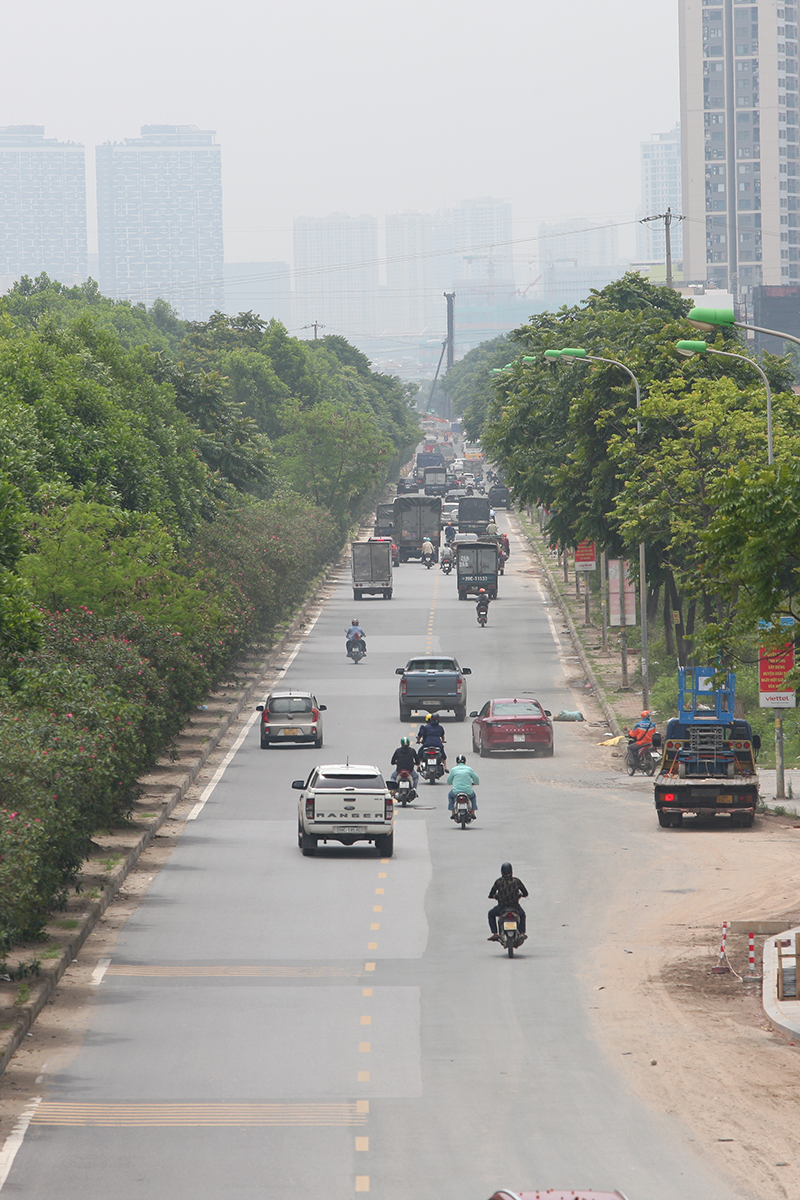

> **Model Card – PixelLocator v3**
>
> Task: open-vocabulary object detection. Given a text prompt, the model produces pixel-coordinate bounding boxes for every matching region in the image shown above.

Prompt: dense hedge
[0,278,416,949]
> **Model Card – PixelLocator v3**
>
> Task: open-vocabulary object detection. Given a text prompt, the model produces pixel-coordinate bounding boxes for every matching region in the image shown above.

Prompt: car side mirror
[255,704,264,712]
[752,734,762,752]
[395,668,405,675]
[292,780,305,790]
[651,732,662,749]
[544,710,552,717]
[462,668,472,675]
[469,711,478,718]
[319,705,327,711]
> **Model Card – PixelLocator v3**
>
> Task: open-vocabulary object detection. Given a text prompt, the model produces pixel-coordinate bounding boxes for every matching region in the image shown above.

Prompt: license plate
[337,825,367,833]
[513,734,526,743]
[503,921,517,930]
[716,795,733,804]
[282,727,300,736]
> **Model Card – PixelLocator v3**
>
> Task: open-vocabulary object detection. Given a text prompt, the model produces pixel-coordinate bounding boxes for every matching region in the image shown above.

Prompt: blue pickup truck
[396,655,472,722]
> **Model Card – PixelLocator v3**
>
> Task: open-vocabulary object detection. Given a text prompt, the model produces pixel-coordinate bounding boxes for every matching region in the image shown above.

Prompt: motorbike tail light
[663,793,676,803]
[384,795,393,821]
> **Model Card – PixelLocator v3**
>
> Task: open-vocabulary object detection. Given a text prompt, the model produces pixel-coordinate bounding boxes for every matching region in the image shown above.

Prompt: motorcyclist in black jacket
[416,713,447,769]
[390,738,419,788]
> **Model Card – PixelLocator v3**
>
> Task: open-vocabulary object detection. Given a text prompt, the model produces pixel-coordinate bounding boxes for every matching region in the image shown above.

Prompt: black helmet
[501,862,513,877]
[352,617,359,624]
[456,754,466,764]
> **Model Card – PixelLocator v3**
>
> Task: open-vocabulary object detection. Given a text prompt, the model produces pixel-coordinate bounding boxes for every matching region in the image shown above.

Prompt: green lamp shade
[686,307,735,327]
[543,350,562,359]
[560,347,587,357]
[676,340,708,355]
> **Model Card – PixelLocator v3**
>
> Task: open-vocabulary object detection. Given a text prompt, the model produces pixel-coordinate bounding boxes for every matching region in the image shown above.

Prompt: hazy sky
[2,0,680,268]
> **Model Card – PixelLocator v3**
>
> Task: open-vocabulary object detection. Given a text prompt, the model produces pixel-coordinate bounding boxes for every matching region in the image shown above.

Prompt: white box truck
[351,540,393,600]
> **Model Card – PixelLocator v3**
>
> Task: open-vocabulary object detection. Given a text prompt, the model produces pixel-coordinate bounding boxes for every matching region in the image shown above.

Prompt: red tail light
[305,798,315,819]
[384,795,393,821]
[312,708,320,721]
[400,679,407,697]
[663,793,676,803]
[456,678,463,695]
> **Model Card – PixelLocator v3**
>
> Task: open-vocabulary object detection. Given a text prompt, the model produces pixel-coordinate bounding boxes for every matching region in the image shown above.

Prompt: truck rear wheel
[399,706,412,722]
[376,832,394,857]
[353,589,362,601]
[300,831,317,855]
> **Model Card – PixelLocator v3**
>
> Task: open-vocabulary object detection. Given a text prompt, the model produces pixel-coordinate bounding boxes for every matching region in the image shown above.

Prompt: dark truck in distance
[374,502,395,538]
[396,656,471,722]
[653,667,761,828]
[458,495,491,534]
[393,494,441,561]
[423,467,448,496]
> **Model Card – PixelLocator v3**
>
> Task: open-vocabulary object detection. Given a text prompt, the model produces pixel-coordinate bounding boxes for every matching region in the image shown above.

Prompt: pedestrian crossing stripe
[106,965,367,978]
[32,1101,369,1127]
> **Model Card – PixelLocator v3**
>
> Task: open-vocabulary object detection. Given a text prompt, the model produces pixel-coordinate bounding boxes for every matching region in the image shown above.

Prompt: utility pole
[639,208,685,288]
[444,292,455,370]
[302,321,325,340]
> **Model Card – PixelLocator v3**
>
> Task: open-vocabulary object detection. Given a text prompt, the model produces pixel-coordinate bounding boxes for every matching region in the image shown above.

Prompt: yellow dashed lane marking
[360,1015,371,1025]
[362,988,373,996]
[367,942,377,950]
[356,1137,369,1151]
[359,1042,371,1053]
[32,1102,369,1127]
[356,1176,370,1191]
[358,1071,370,1082]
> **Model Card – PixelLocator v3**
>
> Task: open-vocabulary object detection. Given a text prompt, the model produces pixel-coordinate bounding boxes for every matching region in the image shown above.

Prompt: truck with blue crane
[652,668,761,829]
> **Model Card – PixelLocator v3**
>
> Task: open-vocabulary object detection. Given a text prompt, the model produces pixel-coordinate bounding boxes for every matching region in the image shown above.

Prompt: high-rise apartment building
[0,125,87,289]
[535,218,624,308]
[293,213,379,337]
[452,197,514,296]
[636,125,684,264]
[680,0,799,297]
[96,125,223,320]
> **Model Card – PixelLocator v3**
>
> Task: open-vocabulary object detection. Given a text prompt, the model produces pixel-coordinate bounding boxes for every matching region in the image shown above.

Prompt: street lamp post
[674,340,773,465]
[541,348,649,707]
[675,337,784,795]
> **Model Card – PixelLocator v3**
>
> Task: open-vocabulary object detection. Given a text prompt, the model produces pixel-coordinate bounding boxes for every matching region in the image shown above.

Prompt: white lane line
[187,711,260,820]
[91,958,111,986]
[187,609,323,821]
[0,1098,41,1191]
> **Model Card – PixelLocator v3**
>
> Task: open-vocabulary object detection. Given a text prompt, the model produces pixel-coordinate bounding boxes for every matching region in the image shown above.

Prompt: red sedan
[470,698,553,757]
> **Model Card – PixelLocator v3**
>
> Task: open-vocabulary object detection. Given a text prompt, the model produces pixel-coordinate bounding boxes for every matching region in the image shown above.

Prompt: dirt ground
[4,519,800,1200]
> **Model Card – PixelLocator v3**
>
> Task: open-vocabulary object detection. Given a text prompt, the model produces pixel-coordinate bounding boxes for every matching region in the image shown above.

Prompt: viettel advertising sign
[759,617,796,708]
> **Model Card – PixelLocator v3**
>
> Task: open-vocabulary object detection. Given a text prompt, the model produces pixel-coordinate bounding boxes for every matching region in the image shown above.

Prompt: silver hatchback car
[256,691,326,749]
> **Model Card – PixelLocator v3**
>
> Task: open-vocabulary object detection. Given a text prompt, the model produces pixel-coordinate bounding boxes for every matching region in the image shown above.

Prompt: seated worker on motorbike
[501,532,510,559]
[421,537,435,564]
[487,861,528,942]
[444,521,457,544]
[416,712,447,768]
[440,543,454,568]
[345,618,366,658]
[484,520,498,538]
[390,737,419,788]
[475,588,491,617]
[626,710,655,769]
[447,754,479,812]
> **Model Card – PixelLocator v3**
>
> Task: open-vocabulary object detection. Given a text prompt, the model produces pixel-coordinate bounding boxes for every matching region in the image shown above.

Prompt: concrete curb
[0,544,354,1078]
[514,515,623,737]
[762,932,800,1040]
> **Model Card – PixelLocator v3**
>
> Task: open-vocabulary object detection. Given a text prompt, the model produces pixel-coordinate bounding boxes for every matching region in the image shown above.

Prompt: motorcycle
[393,769,417,806]
[420,745,445,784]
[451,791,476,829]
[625,739,659,776]
[496,907,526,958]
[346,632,366,665]
[476,606,488,627]
[440,556,453,575]
[422,552,434,570]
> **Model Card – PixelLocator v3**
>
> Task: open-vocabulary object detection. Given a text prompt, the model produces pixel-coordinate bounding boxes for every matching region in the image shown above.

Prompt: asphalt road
[2,516,746,1200]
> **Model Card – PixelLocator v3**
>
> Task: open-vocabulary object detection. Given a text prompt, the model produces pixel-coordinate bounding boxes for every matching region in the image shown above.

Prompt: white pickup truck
[294,764,394,857]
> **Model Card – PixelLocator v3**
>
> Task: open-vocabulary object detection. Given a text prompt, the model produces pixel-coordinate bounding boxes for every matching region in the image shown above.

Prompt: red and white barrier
[711,921,731,973]
[748,931,756,973]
